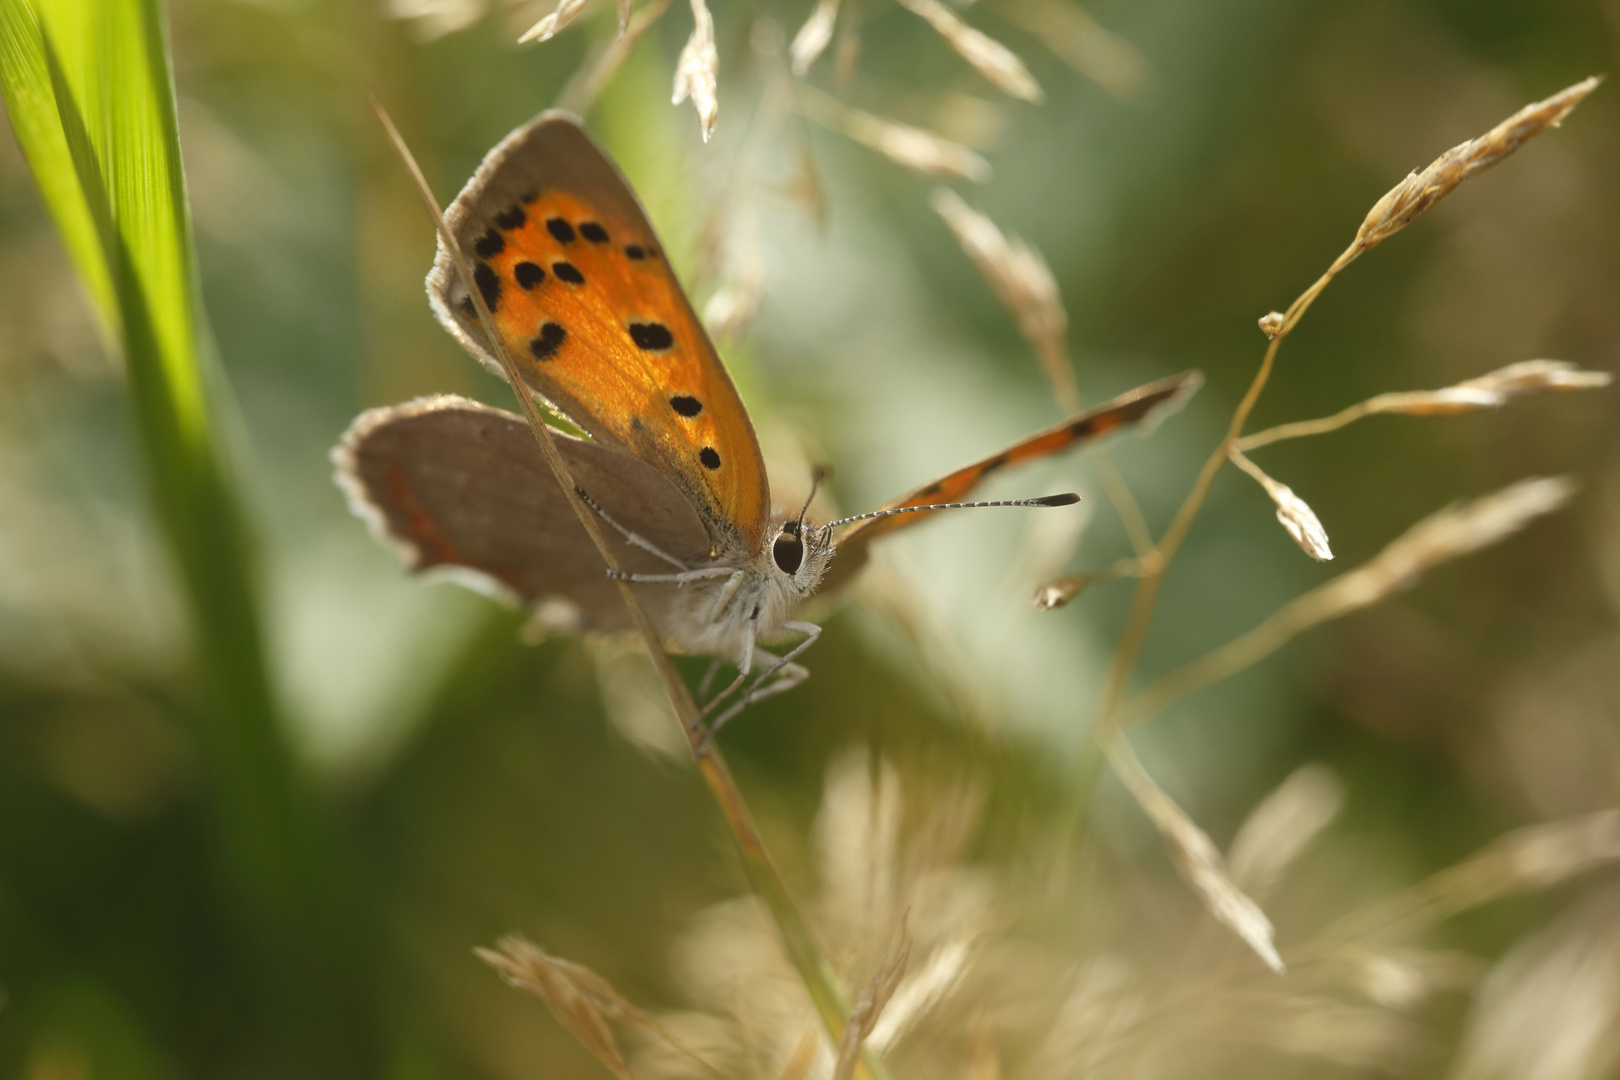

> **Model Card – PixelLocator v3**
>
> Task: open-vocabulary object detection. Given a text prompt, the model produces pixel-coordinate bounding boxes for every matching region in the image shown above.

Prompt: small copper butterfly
[334,112,1200,739]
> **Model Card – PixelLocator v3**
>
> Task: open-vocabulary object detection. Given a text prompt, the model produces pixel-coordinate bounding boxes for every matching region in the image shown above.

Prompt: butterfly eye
[772,532,803,575]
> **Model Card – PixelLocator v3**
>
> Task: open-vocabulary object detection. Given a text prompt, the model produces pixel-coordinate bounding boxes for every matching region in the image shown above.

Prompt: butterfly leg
[606,565,737,585]
[697,623,757,730]
[575,485,692,571]
[697,656,725,701]
[697,621,821,753]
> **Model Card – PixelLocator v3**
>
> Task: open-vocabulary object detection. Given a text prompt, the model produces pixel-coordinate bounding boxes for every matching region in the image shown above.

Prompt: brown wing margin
[332,395,712,634]
[821,371,1203,592]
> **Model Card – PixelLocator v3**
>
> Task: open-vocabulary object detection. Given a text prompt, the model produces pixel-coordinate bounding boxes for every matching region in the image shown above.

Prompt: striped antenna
[825,492,1079,532]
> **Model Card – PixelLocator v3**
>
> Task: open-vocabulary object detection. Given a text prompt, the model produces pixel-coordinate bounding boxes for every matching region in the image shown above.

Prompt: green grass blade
[0,0,115,337]
[0,0,336,949]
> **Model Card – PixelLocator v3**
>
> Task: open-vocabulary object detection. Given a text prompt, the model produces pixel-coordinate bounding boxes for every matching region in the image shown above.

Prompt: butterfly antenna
[796,464,829,526]
[825,492,1079,532]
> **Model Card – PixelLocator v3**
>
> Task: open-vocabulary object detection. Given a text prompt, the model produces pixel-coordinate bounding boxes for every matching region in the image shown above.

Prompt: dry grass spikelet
[1107,738,1285,972]
[894,0,1044,103]
[1236,360,1611,448]
[1352,77,1600,259]
[1458,358,1613,401]
[702,212,766,340]
[475,935,638,1079]
[790,0,842,75]
[929,189,1071,405]
[1448,890,1620,1080]
[518,0,589,42]
[996,0,1148,99]
[1270,78,1599,338]
[387,0,487,39]
[1341,360,1609,419]
[1399,809,1620,928]
[638,752,1007,1078]
[866,936,973,1051]
[800,88,992,181]
[1326,476,1574,611]
[478,935,730,1080]
[831,914,912,1080]
[1031,572,1096,610]
[1115,477,1579,729]
[673,0,720,140]
[1226,764,1346,900]
[1229,448,1334,561]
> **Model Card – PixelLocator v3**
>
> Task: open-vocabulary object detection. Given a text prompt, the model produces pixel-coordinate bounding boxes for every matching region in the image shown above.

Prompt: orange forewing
[428,113,769,554]
[823,372,1202,590]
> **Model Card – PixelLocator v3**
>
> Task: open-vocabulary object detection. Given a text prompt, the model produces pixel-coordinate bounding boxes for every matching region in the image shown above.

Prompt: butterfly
[334,111,1201,741]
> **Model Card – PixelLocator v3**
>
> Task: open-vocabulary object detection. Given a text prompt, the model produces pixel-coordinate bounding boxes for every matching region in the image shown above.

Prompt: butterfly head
[764,513,834,594]
[762,468,834,594]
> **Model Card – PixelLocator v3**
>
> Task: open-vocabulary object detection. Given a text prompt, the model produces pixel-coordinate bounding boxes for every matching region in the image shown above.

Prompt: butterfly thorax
[663,509,833,661]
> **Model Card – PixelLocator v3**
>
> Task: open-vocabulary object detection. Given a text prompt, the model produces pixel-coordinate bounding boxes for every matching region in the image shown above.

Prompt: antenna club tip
[1037,493,1081,506]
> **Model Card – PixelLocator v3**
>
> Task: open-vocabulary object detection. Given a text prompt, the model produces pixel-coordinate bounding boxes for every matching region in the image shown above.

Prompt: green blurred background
[1,0,1617,1076]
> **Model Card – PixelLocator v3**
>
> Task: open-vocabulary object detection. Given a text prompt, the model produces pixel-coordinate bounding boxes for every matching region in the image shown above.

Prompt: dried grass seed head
[1326,476,1575,614]
[832,913,912,1080]
[1351,76,1600,258]
[477,935,637,1079]
[1361,361,1611,418]
[997,0,1148,99]
[1268,480,1334,562]
[930,188,1068,378]
[1031,572,1093,610]
[1458,358,1613,399]
[519,0,589,42]
[790,0,842,75]
[1230,450,1334,561]
[800,89,992,181]
[673,0,720,140]
[1227,764,1346,900]
[895,0,1044,103]
[1107,740,1285,972]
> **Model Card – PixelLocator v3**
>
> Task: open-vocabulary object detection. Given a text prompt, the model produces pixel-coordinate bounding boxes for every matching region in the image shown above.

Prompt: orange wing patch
[429,113,770,556]
[824,372,1202,589]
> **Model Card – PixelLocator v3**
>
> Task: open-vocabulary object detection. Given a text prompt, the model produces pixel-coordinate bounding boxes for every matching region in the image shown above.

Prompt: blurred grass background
[0,0,1616,1076]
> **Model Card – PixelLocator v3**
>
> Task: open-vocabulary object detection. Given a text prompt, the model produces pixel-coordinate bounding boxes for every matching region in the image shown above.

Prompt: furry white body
[607,505,834,729]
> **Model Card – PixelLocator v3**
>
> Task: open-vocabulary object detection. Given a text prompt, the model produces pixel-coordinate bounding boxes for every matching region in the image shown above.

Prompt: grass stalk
[0,0,347,950]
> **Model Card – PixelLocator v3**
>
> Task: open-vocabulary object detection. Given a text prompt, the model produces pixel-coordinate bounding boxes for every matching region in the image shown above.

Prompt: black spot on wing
[494,206,526,230]
[530,321,566,360]
[514,261,546,289]
[474,262,501,311]
[553,262,585,285]
[980,455,1009,475]
[474,228,505,258]
[629,322,674,350]
[579,222,609,243]
[624,244,646,260]
[918,482,943,497]
[670,395,702,417]
[546,217,576,243]
[699,447,721,470]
